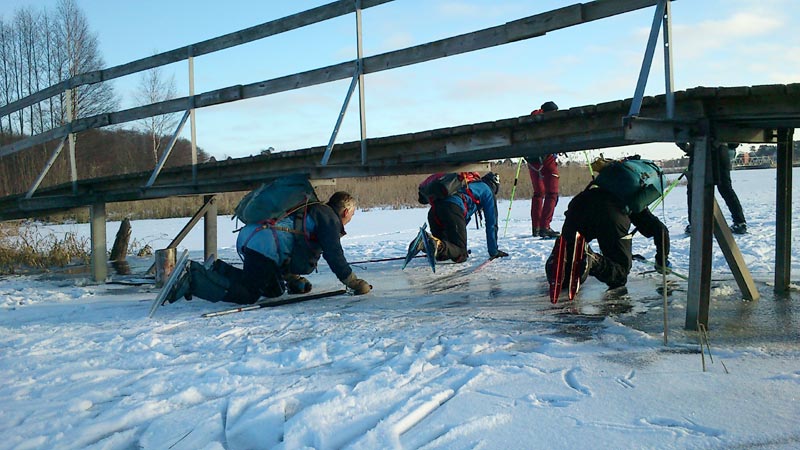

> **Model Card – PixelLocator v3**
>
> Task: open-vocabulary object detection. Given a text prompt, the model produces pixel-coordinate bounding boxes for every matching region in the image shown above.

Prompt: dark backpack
[418,172,482,205]
[592,158,665,214]
[233,174,319,225]
[235,175,322,274]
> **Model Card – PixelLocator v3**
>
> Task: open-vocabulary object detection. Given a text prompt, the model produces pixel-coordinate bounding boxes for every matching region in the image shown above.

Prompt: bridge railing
[0,0,671,197]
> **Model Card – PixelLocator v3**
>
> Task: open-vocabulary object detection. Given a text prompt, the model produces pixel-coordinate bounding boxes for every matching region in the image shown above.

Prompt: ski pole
[503,157,525,237]
[351,255,424,267]
[632,254,688,280]
[201,289,348,318]
[583,150,594,179]
[650,169,687,210]
[628,169,688,238]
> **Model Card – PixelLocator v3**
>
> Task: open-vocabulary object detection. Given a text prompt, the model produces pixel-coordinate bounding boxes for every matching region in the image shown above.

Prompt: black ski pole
[201,289,348,318]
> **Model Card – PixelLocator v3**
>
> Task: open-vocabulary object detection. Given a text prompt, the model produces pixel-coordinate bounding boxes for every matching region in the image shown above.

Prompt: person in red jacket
[527,101,561,238]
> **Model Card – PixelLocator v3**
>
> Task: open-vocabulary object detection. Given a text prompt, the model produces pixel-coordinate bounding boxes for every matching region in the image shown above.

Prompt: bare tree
[54,0,117,123]
[0,19,12,137]
[135,62,178,165]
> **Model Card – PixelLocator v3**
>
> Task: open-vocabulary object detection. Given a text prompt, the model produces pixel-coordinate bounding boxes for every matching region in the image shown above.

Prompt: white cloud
[672,12,783,60]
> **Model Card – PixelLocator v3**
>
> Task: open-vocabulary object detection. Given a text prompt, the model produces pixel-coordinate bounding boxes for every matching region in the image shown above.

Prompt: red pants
[528,154,559,230]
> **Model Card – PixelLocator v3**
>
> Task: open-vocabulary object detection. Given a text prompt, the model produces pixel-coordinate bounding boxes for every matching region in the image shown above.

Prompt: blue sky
[2,0,798,161]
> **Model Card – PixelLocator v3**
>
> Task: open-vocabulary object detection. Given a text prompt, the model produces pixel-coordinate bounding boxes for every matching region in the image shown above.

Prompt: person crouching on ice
[172,191,371,304]
[552,156,671,291]
[413,172,509,263]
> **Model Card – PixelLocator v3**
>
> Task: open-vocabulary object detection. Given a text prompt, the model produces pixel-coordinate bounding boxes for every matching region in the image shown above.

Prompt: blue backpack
[592,158,665,214]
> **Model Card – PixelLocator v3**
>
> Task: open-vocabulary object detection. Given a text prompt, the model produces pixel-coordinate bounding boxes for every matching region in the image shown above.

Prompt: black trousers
[192,249,285,305]
[686,144,745,224]
[561,189,632,288]
[428,200,469,263]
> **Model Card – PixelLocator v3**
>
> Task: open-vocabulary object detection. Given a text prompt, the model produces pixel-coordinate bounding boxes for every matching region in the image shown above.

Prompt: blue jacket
[442,181,499,256]
[236,203,353,281]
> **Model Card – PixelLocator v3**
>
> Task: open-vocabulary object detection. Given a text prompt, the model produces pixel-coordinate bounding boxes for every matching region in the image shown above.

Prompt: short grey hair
[327,191,357,216]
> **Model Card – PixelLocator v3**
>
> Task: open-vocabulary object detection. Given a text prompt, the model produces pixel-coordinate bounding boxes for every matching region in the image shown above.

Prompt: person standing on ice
[527,100,562,238]
[548,156,671,290]
[411,172,509,263]
[168,191,371,305]
[677,141,747,235]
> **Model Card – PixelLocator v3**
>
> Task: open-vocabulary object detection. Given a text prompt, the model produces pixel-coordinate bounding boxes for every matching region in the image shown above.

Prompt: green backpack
[592,158,665,214]
[233,174,319,225]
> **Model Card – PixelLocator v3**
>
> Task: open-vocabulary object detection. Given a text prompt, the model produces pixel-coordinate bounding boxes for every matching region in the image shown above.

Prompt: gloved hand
[343,272,371,295]
[285,274,312,294]
[491,250,509,260]
[654,258,672,275]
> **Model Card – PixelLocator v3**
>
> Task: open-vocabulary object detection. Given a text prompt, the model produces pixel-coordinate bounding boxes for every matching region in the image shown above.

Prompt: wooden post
[110,218,131,261]
[712,200,758,300]
[775,128,794,293]
[204,195,217,262]
[685,136,714,330]
[90,202,108,282]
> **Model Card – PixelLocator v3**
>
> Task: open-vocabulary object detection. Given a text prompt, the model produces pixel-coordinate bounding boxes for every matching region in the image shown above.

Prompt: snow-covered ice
[1,168,799,449]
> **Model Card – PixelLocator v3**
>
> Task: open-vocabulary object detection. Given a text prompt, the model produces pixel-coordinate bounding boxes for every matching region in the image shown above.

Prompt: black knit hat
[482,172,500,195]
[540,101,558,112]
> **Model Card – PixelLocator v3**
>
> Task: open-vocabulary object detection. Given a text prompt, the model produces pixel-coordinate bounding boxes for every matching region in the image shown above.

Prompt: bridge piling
[90,202,108,283]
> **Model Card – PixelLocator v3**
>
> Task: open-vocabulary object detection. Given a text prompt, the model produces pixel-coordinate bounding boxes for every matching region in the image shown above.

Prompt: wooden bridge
[0,0,797,330]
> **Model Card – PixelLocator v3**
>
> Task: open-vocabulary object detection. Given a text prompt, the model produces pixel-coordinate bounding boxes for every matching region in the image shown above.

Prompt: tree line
[0,0,206,198]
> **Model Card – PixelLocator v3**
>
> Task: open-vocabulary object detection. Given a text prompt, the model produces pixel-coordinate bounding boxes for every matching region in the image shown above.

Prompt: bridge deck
[0,83,798,220]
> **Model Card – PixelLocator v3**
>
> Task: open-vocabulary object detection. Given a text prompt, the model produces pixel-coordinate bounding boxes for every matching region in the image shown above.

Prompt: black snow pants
[561,188,632,288]
[428,199,470,263]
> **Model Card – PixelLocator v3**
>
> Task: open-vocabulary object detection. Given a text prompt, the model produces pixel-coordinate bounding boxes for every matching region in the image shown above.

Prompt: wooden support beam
[712,200,759,300]
[90,202,108,283]
[686,135,714,330]
[145,196,217,275]
[775,128,794,293]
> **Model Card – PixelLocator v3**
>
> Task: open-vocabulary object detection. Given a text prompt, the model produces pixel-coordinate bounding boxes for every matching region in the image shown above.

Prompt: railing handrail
[0,0,662,159]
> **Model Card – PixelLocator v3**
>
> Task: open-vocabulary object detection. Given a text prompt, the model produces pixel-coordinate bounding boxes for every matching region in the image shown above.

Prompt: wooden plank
[712,200,759,301]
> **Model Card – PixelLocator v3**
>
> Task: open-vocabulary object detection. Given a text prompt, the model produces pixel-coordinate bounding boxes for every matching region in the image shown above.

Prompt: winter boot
[163,265,192,304]
[424,231,445,259]
[539,228,561,239]
[731,222,747,234]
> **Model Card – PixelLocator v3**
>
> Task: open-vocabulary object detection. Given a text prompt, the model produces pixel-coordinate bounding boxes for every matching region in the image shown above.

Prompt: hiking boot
[731,222,747,234]
[539,228,560,239]
[164,266,192,304]
[684,224,691,235]
[532,227,540,238]
[425,232,444,259]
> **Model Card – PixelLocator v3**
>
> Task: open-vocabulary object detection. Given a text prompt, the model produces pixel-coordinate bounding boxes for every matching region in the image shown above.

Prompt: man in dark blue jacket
[170,191,370,305]
[417,173,508,263]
